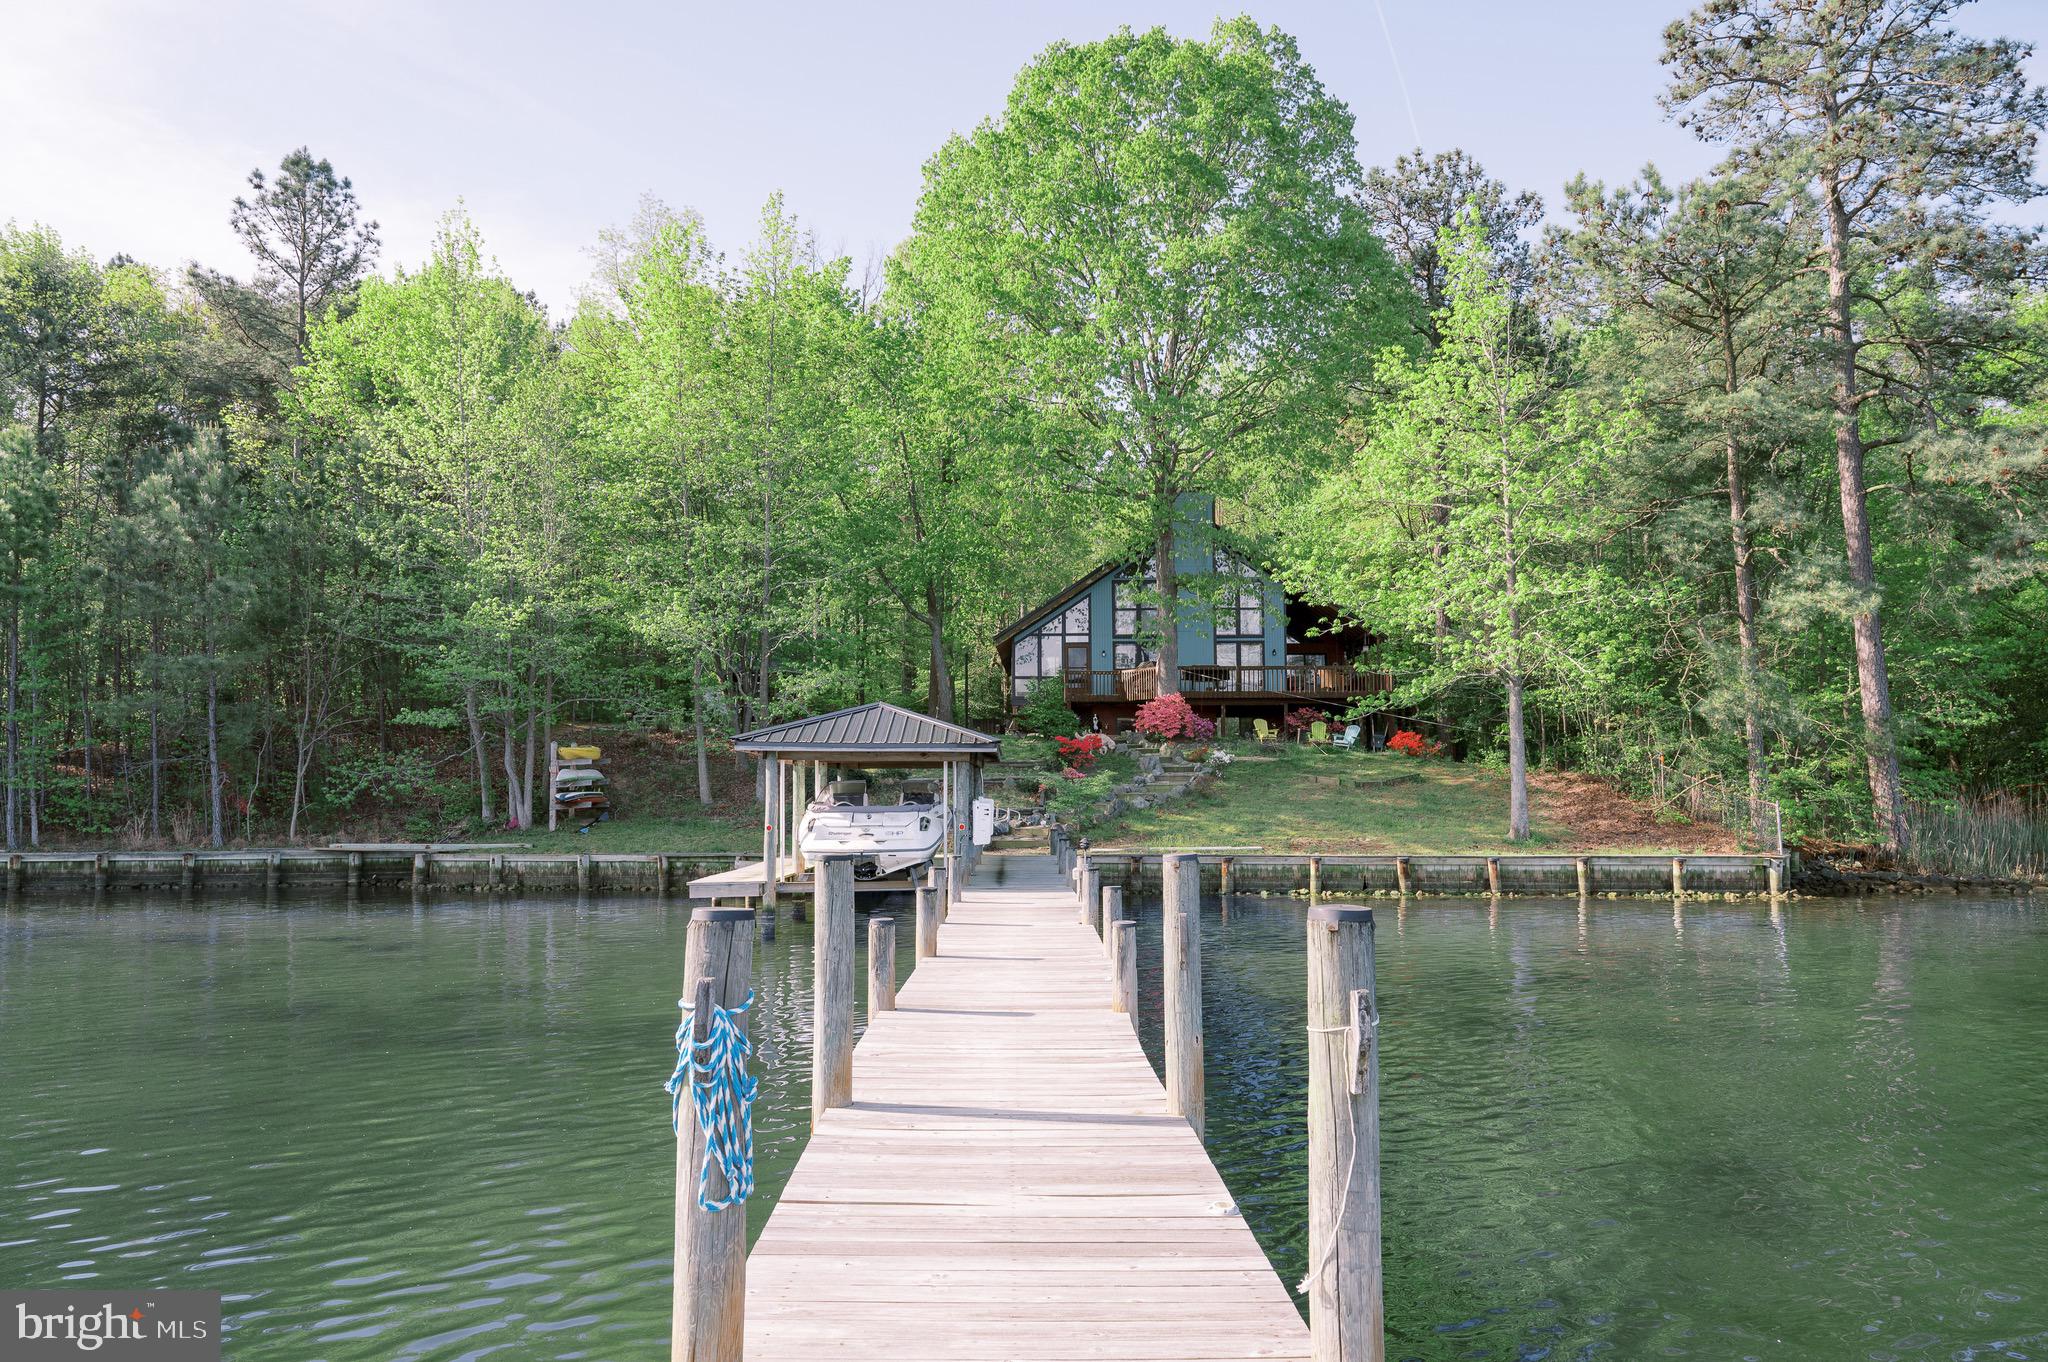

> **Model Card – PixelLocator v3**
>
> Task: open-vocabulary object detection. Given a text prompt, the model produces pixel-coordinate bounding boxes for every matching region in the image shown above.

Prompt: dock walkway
[743,851,1309,1360]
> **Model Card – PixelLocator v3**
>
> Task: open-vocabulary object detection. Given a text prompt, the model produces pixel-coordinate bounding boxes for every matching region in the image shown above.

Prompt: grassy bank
[1080,744,1737,855]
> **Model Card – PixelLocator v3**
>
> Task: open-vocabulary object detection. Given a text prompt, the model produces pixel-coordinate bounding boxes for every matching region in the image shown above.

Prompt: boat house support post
[760,756,778,911]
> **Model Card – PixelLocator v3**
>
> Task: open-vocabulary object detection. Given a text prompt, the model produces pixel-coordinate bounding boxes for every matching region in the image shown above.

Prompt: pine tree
[1663,0,2048,848]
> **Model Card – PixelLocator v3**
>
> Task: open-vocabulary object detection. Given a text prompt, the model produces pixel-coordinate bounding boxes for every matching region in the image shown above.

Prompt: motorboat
[798,778,947,880]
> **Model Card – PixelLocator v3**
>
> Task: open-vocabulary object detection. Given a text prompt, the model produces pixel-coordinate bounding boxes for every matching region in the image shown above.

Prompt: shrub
[1387,729,1444,758]
[1016,676,1081,735]
[1056,733,1106,770]
[1283,706,1324,735]
[1134,692,1215,741]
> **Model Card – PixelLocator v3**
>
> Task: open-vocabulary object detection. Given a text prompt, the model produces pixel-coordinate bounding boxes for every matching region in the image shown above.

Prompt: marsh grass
[1902,793,2048,880]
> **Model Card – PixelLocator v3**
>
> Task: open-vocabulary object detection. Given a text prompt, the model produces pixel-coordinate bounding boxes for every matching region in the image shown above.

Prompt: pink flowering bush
[1134,692,1216,742]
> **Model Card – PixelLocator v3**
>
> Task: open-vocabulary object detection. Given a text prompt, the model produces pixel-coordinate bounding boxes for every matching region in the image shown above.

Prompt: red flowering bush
[1282,706,1324,735]
[1055,733,1106,770]
[1134,692,1215,741]
[1387,729,1444,758]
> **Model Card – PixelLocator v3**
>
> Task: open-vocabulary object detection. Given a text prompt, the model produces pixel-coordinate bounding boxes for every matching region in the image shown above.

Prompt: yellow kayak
[557,744,602,761]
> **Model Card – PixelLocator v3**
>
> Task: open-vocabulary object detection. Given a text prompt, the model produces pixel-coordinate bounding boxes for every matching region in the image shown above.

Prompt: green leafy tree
[906,18,1402,685]
[1293,219,1631,840]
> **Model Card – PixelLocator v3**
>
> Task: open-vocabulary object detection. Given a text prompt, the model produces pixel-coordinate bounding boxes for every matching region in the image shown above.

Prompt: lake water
[2,890,2043,1361]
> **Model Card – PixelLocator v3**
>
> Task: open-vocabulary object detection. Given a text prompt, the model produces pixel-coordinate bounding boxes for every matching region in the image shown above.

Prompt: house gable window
[1012,598,1090,699]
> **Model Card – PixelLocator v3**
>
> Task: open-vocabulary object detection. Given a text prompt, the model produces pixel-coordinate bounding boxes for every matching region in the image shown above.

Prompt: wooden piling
[1162,853,1204,1137]
[1308,855,1321,906]
[1394,856,1409,896]
[813,857,855,1124]
[577,853,593,894]
[868,916,897,1020]
[1485,856,1500,896]
[410,853,426,896]
[181,852,196,897]
[1080,858,1100,929]
[1575,857,1590,897]
[1220,856,1234,896]
[1100,885,1122,957]
[915,878,939,961]
[655,853,670,899]
[1305,903,1383,1362]
[6,852,20,897]
[93,853,108,895]
[1671,856,1686,899]
[1113,919,1137,1019]
[266,853,282,900]
[1768,858,1783,899]
[673,904,754,1362]
[346,852,362,898]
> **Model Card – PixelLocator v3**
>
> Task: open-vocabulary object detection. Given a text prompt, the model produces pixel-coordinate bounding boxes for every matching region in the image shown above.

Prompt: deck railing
[1064,664,1393,701]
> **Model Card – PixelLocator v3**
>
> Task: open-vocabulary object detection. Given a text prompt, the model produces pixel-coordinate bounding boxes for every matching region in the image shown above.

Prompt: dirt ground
[1530,770,1740,852]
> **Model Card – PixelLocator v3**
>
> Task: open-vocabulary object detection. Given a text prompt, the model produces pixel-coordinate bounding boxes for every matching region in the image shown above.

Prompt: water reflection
[3,889,2043,1362]
[1124,890,2047,1361]
[0,891,916,1360]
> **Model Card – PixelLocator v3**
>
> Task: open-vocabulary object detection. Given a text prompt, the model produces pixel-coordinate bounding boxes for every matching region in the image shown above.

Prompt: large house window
[1012,599,1090,699]
[1112,564,1159,673]
[1212,551,1266,680]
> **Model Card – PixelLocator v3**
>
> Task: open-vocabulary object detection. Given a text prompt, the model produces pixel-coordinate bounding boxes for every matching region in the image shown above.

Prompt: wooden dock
[741,850,1310,1360]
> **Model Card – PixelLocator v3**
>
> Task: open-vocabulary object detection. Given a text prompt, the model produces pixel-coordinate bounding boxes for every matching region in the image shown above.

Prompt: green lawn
[1084,744,1722,855]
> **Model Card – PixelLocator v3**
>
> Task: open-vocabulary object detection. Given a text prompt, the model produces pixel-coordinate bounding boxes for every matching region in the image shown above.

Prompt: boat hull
[798,803,948,878]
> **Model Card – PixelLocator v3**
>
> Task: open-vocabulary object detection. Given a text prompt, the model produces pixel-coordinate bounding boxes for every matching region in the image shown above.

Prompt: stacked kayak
[552,745,612,821]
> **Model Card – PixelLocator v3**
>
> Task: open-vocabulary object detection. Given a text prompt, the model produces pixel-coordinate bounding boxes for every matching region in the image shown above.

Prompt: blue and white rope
[665,989,758,1212]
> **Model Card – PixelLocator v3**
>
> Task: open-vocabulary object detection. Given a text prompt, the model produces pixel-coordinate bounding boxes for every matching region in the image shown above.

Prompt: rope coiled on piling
[666,989,758,1212]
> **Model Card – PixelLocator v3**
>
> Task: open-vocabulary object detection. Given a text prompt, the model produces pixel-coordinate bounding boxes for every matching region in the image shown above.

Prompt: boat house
[995,499,1388,733]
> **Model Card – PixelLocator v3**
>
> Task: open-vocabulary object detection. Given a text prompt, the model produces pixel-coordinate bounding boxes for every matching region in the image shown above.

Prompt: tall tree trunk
[520,663,540,832]
[1153,516,1179,688]
[465,684,494,824]
[1431,450,1451,737]
[1505,667,1529,842]
[148,619,163,840]
[1502,453,1529,843]
[501,699,526,832]
[148,702,161,842]
[206,661,224,848]
[925,583,953,721]
[1721,322,1769,811]
[5,592,18,851]
[288,646,319,843]
[1822,172,1906,851]
[692,660,713,808]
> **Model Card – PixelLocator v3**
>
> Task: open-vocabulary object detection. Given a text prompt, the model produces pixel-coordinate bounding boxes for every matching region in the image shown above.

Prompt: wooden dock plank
[741,851,1309,1360]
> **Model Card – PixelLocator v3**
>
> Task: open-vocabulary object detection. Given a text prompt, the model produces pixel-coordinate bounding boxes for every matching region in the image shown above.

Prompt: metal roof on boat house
[730,702,1001,761]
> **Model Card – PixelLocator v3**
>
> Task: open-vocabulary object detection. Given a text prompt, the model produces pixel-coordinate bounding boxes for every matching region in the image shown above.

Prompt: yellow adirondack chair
[1251,718,1277,745]
[1308,720,1330,745]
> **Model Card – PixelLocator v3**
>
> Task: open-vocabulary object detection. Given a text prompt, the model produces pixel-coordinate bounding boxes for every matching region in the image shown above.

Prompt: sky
[4,0,2044,320]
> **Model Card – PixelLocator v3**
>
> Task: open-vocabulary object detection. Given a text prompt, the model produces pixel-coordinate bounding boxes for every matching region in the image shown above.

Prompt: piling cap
[691,907,757,922]
[1306,903,1375,925]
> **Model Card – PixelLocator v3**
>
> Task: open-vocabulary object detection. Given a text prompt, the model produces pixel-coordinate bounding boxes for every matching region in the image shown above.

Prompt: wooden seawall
[0,848,754,897]
[739,850,1312,1360]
